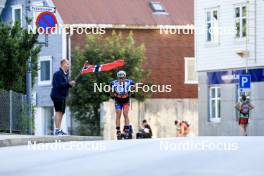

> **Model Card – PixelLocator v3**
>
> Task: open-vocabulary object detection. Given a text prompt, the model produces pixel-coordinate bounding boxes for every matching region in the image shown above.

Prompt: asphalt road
[0,137,263,176]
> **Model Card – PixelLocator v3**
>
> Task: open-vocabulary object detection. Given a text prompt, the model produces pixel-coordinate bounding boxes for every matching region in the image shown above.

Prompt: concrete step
[0,134,103,147]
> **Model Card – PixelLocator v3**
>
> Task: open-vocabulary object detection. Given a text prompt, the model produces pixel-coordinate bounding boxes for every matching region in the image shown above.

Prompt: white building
[195,0,264,135]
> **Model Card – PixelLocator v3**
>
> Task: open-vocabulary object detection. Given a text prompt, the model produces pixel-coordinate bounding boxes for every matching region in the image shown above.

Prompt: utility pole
[26,56,32,135]
[25,0,33,135]
[25,0,49,135]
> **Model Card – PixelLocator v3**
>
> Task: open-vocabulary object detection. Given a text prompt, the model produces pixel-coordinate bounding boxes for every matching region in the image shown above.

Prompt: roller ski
[122,125,133,140]
[116,130,122,140]
[121,133,133,140]
[116,125,133,140]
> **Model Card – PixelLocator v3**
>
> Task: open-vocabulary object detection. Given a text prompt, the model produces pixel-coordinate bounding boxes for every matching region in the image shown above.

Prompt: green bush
[0,22,40,93]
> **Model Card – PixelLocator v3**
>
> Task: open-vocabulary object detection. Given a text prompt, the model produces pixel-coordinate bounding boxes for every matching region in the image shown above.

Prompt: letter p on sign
[239,75,251,89]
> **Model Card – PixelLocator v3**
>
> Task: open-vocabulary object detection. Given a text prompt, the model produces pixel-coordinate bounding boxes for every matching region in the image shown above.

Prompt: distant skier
[110,70,135,140]
[175,120,190,137]
[235,94,254,136]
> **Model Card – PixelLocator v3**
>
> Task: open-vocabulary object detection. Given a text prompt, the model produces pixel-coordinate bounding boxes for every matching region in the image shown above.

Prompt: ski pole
[130,98,132,111]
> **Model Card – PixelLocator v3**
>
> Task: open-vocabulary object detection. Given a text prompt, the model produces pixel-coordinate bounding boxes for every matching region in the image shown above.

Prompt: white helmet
[117,70,126,78]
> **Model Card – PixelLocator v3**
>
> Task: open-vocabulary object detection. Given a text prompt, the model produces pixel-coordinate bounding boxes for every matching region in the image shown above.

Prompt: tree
[68,31,149,136]
[0,22,40,93]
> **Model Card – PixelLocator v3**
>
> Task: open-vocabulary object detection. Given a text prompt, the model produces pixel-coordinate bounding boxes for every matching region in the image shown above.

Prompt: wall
[101,98,198,140]
[34,106,70,135]
[195,0,264,71]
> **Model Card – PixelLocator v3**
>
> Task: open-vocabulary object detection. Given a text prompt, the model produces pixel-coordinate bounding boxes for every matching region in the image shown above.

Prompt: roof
[52,0,193,26]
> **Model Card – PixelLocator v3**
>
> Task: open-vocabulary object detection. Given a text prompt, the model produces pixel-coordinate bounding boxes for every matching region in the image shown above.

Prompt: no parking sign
[36,11,57,33]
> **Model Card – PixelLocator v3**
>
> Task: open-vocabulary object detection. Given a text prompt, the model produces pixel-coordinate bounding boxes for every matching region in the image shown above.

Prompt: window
[235,5,247,38]
[206,8,219,42]
[209,87,221,122]
[185,57,198,84]
[149,2,168,15]
[38,56,52,86]
[12,5,22,26]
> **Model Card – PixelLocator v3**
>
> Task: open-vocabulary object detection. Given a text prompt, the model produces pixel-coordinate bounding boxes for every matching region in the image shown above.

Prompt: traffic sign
[31,6,56,13]
[239,75,251,89]
[36,11,57,33]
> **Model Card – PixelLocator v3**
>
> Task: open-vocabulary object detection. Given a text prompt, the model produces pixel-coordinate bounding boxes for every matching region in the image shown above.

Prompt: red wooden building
[52,0,197,99]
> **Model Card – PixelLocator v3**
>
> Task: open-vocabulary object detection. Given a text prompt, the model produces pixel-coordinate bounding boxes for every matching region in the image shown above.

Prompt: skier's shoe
[116,130,122,140]
[54,129,67,136]
[123,132,129,139]
[58,129,67,135]
[123,125,133,139]
[122,132,132,139]
[54,129,60,135]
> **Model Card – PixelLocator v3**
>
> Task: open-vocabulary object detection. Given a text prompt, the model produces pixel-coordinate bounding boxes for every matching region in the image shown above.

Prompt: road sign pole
[26,56,32,135]
[25,0,33,135]
[25,2,52,135]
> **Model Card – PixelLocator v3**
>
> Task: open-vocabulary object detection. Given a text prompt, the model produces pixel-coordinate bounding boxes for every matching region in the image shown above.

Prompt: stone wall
[100,98,198,140]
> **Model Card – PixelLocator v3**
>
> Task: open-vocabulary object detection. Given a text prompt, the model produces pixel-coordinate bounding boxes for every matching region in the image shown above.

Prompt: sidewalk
[0,134,103,147]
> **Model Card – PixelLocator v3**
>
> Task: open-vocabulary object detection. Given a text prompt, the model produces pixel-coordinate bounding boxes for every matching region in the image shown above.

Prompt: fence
[0,90,31,134]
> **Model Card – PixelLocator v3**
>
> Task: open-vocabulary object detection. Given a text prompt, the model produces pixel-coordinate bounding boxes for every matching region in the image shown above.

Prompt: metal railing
[0,90,31,134]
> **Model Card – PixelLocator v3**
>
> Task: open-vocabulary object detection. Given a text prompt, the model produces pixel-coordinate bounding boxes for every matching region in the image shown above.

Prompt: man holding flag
[50,59,75,135]
[52,58,127,137]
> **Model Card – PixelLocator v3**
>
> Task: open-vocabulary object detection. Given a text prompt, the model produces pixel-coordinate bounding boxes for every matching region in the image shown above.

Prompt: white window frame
[234,4,248,39]
[11,4,23,27]
[184,57,198,84]
[205,7,219,43]
[149,2,169,15]
[209,86,221,123]
[38,56,52,86]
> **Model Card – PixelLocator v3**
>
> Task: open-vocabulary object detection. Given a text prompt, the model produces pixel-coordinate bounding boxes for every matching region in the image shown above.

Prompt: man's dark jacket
[50,68,71,100]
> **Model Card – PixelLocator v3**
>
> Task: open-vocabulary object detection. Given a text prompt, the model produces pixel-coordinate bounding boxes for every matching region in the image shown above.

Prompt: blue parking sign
[239,75,251,89]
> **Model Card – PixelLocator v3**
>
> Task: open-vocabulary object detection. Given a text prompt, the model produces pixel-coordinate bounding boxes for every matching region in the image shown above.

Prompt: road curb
[0,136,103,147]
